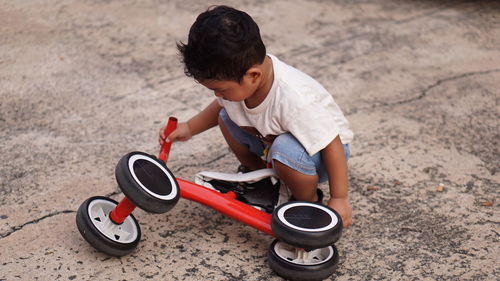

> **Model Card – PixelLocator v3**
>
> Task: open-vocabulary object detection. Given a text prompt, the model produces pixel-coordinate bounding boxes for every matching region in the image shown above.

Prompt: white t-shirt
[217,54,353,156]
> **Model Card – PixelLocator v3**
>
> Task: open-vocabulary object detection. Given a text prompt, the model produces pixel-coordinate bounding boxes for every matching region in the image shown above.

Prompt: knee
[269,134,298,157]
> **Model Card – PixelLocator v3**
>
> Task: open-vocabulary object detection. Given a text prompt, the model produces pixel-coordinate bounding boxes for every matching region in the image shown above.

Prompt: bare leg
[218,116,265,171]
[274,160,318,202]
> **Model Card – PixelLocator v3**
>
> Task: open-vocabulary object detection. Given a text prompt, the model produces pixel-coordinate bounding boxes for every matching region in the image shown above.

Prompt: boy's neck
[244,56,274,108]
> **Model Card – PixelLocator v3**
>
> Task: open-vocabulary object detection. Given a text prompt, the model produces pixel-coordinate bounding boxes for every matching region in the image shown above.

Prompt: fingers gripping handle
[159,117,177,162]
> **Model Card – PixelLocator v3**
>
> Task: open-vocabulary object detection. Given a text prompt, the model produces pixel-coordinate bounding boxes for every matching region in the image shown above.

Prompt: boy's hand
[327,197,352,228]
[159,122,193,145]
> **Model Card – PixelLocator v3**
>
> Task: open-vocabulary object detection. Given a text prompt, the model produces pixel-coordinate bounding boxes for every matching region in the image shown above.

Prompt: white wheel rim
[128,154,178,200]
[277,202,338,232]
[274,241,334,265]
[88,199,139,243]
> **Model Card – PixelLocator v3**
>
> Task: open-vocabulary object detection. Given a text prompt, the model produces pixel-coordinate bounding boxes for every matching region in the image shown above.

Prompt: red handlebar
[159,117,178,162]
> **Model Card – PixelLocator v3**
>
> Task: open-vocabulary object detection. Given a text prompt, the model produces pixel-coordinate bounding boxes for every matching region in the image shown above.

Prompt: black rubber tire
[76,196,141,257]
[268,239,339,281]
[271,201,342,249]
[115,151,180,213]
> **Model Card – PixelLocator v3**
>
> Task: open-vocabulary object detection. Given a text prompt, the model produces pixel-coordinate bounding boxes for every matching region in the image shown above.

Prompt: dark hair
[177,6,266,82]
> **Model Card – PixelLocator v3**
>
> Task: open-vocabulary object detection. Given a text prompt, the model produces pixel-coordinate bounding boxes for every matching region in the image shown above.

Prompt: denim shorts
[219,109,350,183]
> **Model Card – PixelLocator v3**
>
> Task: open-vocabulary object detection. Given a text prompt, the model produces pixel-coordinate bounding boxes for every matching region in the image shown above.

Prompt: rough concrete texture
[1,0,499,280]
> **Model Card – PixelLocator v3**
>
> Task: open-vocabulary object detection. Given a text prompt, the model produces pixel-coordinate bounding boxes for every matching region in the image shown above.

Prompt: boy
[159,6,354,227]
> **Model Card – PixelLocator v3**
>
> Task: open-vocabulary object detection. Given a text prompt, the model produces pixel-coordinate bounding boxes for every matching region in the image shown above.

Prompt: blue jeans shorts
[219,109,350,183]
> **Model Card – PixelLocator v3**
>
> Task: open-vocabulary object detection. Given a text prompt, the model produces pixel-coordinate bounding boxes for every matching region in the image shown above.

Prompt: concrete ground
[1,0,499,280]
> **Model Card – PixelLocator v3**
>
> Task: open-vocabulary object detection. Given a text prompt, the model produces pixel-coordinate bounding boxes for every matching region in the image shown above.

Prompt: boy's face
[199,73,259,102]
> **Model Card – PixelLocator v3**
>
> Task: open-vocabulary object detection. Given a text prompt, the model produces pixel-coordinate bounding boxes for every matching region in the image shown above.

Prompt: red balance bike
[76,117,343,281]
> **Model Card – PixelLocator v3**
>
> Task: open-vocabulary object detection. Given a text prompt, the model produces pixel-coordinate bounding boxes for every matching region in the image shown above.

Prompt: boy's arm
[321,135,352,228]
[186,99,222,135]
[161,99,222,143]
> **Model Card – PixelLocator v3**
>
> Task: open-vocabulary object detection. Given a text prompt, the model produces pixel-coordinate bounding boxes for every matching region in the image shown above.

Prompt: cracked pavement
[1,0,499,280]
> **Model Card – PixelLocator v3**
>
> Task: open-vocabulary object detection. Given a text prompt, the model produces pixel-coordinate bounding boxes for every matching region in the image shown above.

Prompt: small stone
[367,185,379,191]
[481,201,493,207]
[437,183,445,192]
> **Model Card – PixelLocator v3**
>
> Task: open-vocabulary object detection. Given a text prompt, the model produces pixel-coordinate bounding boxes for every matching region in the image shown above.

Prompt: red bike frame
[111,117,273,235]
[176,179,273,235]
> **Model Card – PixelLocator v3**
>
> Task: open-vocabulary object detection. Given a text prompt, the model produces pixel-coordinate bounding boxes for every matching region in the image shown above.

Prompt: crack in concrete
[0,210,76,239]
[393,0,469,25]
[173,152,229,173]
[105,190,122,198]
[392,69,500,106]
[348,69,500,115]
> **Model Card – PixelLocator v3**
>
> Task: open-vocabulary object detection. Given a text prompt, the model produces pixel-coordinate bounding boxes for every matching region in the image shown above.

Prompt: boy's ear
[246,67,262,83]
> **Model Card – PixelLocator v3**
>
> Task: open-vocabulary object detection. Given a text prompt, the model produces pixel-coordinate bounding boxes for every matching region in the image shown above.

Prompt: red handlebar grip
[159,117,178,162]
